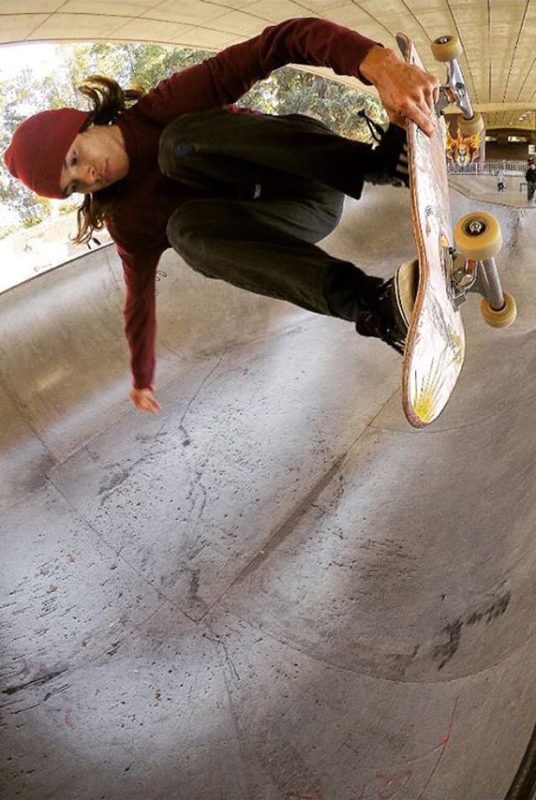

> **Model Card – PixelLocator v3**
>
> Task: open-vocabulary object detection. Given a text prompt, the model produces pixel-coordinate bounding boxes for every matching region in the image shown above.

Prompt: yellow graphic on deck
[411,333,465,423]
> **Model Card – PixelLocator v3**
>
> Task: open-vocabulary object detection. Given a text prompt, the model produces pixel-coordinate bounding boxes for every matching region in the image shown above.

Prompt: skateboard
[396,33,517,428]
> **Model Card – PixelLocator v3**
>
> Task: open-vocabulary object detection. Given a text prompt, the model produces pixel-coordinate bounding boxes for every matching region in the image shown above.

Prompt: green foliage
[0,67,58,231]
[22,214,45,229]
[239,66,386,140]
[0,41,385,239]
[59,200,79,216]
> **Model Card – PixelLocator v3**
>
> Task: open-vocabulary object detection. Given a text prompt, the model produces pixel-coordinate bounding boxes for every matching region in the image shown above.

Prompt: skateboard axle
[476,259,506,310]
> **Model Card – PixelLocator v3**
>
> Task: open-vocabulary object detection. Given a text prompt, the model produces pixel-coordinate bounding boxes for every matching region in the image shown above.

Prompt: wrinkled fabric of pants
[158,108,384,322]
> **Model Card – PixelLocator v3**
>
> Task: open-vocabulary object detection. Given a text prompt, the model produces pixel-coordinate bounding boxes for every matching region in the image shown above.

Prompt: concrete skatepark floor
[1,180,536,800]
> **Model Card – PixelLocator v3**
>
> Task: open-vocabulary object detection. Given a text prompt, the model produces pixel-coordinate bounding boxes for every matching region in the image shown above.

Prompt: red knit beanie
[4,108,90,199]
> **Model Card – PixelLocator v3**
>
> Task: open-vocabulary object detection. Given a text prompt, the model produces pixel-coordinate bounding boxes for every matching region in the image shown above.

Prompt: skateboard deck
[397,33,465,428]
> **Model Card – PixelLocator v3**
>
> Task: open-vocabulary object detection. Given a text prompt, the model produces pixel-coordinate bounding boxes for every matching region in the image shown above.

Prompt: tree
[240,67,386,140]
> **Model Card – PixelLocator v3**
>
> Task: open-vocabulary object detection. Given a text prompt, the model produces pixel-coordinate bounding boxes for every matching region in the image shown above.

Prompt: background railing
[448,159,528,175]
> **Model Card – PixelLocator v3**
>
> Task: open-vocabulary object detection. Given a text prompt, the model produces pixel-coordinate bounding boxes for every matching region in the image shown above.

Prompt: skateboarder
[4,17,439,414]
[526,161,536,202]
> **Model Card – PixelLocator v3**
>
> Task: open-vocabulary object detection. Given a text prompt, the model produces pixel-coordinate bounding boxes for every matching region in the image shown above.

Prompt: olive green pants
[158,109,382,320]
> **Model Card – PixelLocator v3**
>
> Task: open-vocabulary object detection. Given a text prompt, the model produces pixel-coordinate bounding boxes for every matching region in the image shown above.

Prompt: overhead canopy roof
[1,0,535,133]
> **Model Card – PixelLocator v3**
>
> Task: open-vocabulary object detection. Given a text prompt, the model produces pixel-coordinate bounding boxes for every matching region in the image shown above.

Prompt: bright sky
[0,41,77,294]
[0,42,60,79]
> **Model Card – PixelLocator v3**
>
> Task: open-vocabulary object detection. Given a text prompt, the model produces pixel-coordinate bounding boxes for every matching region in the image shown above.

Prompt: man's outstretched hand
[360,45,440,137]
[130,384,162,414]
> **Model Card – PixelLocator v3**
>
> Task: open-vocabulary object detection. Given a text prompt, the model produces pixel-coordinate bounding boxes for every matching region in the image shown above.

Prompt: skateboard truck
[450,212,517,327]
[432,35,484,138]
[430,36,515,327]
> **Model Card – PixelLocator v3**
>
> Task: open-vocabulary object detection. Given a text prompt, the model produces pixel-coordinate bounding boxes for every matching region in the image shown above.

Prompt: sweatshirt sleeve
[117,242,160,390]
[137,18,381,123]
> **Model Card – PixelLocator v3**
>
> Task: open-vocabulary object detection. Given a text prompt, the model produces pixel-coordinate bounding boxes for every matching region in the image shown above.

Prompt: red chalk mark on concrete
[415,694,459,800]
[374,769,413,799]
[354,694,460,800]
[355,771,412,800]
[288,696,459,800]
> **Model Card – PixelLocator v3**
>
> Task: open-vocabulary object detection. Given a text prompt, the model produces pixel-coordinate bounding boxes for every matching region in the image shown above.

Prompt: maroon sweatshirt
[108,17,380,389]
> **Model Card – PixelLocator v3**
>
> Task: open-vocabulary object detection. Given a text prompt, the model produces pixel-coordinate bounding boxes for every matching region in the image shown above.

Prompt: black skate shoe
[355,259,418,354]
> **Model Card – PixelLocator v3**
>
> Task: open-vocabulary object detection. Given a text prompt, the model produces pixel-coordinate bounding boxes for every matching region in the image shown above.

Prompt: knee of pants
[166,203,199,254]
[166,204,215,277]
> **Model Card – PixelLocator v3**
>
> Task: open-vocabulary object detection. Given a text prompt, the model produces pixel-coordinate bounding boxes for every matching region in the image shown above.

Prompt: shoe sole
[394,259,419,325]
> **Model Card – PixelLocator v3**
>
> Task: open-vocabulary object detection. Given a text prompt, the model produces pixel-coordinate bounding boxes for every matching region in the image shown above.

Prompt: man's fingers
[401,71,440,135]
[130,387,162,414]
[412,108,436,137]
[397,94,437,137]
[141,395,161,414]
[361,47,441,137]
[429,83,441,111]
[140,403,161,414]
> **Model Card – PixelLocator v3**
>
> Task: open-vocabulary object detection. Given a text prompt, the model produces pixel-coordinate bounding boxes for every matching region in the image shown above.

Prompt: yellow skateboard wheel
[458,113,485,137]
[454,212,502,260]
[480,292,517,328]
[431,34,462,62]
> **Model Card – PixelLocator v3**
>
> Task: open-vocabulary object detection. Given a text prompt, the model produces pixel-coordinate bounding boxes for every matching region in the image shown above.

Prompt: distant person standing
[496,169,505,192]
[526,160,536,202]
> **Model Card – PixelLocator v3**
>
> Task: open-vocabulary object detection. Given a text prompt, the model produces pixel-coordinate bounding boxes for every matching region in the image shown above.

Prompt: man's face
[59,124,130,197]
